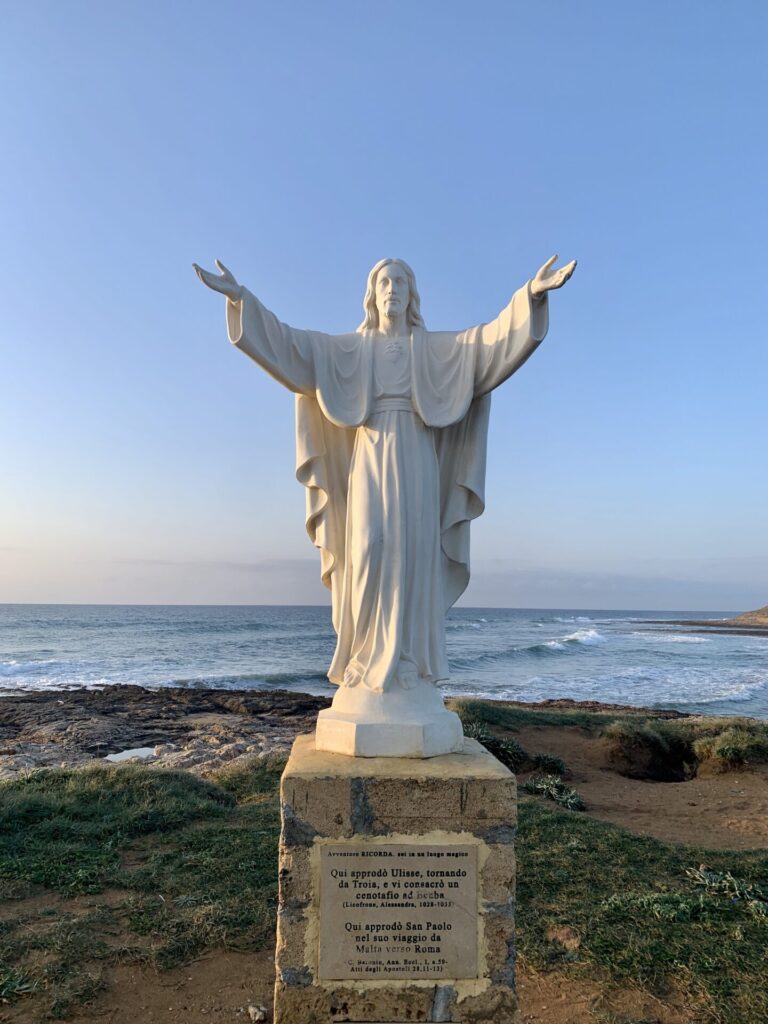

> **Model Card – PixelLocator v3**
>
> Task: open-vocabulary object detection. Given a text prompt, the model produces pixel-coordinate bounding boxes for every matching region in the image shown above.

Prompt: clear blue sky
[1,1,766,609]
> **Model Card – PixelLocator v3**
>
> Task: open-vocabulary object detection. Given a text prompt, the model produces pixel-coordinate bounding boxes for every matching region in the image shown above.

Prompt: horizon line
[0,601,741,614]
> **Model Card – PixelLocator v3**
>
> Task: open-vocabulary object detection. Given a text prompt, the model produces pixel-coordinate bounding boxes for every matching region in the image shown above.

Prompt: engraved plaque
[318,842,478,981]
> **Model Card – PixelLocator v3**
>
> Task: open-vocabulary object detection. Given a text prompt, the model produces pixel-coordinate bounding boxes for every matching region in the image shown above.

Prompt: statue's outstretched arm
[473,255,576,396]
[193,260,317,394]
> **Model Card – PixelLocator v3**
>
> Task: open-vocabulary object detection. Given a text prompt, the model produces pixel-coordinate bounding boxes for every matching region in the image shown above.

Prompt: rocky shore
[649,621,768,637]
[0,685,330,780]
[0,687,695,782]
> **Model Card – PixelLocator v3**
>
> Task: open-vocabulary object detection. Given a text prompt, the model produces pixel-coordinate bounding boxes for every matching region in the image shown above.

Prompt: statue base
[274,734,519,1024]
[315,679,464,757]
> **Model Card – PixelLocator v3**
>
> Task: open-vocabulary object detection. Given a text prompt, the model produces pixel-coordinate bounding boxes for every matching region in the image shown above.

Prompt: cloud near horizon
[1,553,762,611]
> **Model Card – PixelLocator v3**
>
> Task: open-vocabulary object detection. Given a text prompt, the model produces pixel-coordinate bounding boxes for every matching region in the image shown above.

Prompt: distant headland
[650,604,768,637]
[728,605,768,627]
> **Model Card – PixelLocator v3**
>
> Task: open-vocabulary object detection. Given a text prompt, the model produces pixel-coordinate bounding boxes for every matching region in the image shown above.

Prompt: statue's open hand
[530,254,577,297]
[192,259,243,302]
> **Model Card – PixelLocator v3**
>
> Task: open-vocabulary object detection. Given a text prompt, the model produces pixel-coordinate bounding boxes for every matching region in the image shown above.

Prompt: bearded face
[374,263,411,325]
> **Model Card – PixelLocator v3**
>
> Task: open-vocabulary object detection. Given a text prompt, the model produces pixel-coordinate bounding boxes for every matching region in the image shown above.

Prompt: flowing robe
[226,285,548,692]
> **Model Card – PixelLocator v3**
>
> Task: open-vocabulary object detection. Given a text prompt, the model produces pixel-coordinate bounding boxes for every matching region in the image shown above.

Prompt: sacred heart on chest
[383,340,405,361]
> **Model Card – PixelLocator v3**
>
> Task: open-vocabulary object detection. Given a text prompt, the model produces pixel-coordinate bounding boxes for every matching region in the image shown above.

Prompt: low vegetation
[449,697,768,778]
[461,718,529,771]
[517,798,768,1024]
[1,704,767,1022]
[0,761,282,1019]
[449,696,616,732]
[462,715,570,778]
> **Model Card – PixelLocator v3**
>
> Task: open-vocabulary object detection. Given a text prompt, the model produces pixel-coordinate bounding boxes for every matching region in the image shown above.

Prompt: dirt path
[517,725,768,849]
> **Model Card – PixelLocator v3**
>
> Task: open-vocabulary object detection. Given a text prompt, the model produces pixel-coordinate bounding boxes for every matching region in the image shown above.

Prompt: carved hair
[357,258,426,333]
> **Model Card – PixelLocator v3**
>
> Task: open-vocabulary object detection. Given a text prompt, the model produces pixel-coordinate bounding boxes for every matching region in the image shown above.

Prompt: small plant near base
[521,774,586,811]
[0,962,37,1000]
[461,719,529,772]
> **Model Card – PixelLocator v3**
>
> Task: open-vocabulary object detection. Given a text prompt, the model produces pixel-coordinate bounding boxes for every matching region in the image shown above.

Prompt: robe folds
[226,284,548,692]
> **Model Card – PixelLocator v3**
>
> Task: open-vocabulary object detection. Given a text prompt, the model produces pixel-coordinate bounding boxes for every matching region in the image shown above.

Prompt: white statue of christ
[194,254,576,757]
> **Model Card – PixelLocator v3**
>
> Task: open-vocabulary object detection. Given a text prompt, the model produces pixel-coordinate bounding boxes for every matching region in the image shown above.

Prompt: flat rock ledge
[0,685,331,780]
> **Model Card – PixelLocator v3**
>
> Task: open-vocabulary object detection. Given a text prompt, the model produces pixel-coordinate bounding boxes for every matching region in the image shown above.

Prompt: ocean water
[1,604,767,719]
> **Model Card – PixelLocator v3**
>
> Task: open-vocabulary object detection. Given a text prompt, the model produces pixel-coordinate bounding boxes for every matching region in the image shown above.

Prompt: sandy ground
[0,952,695,1024]
[516,725,768,850]
[26,952,693,1024]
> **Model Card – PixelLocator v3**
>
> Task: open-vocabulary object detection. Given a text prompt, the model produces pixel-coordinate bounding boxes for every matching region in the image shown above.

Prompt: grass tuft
[450,696,613,731]
[686,865,768,918]
[0,961,37,999]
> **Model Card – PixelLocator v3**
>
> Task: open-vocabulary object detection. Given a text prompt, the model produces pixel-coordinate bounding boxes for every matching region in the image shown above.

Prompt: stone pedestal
[274,734,518,1024]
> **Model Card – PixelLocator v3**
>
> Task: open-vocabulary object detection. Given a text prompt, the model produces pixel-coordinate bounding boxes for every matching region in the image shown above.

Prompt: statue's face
[374,262,410,322]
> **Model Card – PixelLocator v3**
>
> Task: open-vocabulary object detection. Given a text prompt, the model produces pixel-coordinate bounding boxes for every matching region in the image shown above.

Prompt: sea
[1,604,767,720]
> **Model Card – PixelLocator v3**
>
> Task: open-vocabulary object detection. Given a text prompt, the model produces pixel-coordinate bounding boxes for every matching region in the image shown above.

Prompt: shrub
[693,727,768,770]
[462,719,529,772]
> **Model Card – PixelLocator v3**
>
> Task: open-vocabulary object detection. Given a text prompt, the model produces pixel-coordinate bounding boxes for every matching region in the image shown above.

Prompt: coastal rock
[0,686,330,780]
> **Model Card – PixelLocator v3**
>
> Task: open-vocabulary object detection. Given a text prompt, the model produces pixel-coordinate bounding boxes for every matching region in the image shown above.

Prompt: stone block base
[274,734,519,1024]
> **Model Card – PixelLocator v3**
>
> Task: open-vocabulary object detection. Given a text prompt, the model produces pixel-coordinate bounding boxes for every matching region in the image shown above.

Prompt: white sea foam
[0,658,60,676]
[562,629,607,646]
[631,632,712,644]
[679,675,768,705]
[444,660,768,714]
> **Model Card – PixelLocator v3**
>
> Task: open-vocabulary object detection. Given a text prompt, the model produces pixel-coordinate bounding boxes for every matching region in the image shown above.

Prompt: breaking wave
[2,606,767,719]
[450,629,608,669]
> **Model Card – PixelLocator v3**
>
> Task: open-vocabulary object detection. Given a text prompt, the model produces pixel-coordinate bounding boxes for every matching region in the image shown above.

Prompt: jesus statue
[194,254,576,757]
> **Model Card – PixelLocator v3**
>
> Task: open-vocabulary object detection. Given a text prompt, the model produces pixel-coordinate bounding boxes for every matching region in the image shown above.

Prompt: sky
[1,1,766,610]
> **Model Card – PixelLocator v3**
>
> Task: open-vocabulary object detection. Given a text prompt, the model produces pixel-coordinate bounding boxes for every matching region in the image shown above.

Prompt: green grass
[0,760,282,1019]
[517,797,768,1024]
[0,764,235,896]
[449,696,617,731]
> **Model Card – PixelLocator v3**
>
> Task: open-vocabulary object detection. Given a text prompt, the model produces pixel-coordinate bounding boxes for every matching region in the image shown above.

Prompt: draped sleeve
[473,283,549,396]
[226,288,322,394]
